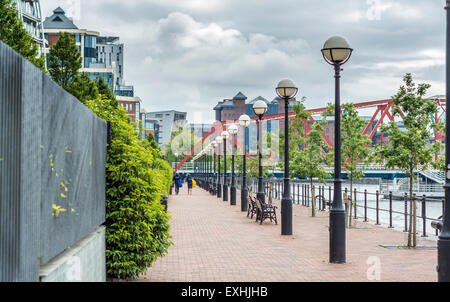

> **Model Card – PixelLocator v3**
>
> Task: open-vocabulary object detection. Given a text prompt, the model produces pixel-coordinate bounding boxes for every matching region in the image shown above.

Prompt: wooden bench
[253,195,278,225]
[247,195,257,219]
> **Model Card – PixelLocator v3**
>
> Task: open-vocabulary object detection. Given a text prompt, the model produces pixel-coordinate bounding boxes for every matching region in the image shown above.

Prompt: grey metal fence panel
[0,41,107,281]
[39,76,106,264]
[0,40,23,282]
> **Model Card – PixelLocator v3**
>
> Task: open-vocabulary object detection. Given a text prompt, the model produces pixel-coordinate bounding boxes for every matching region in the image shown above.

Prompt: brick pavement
[136,187,438,282]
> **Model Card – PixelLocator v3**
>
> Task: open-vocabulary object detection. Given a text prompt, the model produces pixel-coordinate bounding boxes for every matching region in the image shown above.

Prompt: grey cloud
[40,0,446,123]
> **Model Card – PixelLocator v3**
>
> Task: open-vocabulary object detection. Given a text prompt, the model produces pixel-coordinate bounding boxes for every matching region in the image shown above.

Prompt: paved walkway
[137,187,438,282]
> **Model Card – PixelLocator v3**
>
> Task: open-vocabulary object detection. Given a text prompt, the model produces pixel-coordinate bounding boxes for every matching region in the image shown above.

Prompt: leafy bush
[85,97,172,279]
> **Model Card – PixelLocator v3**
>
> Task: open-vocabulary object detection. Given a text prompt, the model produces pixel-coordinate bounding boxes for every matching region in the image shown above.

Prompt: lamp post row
[191,25,450,280]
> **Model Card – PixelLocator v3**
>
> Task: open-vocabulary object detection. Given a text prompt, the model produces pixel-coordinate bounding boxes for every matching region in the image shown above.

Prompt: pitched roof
[233,92,247,100]
[43,7,78,30]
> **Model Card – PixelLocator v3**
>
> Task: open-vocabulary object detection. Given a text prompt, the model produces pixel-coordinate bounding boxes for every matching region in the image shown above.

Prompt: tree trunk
[311,180,315,217]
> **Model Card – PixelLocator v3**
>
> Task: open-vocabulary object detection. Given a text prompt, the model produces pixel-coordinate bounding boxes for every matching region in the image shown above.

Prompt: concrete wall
[40,227,106,282]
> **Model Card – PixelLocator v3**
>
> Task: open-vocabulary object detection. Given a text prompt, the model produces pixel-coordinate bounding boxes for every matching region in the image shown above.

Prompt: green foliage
[48,32,83,89]
[376,73,443,247]
[97,76,118,108]
[66,72,99,104]
[0,0,45,71]
[328,103,372,227]
[289,101,332,217]
[85,96,172,279]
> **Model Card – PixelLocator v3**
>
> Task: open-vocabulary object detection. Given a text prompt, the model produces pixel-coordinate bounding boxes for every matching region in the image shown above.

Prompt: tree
[0,0,45,71]
[290,105,332,217]
[66,72,99,104]
[48,32,82,89]
[377,73,443,248]
[97,76,118,108]
[340,103,372,228]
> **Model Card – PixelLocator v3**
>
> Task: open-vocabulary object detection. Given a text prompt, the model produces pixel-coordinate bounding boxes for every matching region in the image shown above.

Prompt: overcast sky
[40,0,446,123]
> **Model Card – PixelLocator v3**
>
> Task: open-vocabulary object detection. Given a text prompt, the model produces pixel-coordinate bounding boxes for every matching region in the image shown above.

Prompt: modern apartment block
[96,36,124,87]
[43,7,115,91]
[145,111,187,152]
[13,0,45,54]
[116,95,141,124]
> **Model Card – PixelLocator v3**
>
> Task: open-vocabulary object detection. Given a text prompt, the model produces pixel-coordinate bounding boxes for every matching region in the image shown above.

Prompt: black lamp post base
[329,210,346,264]
[438,236,450,281]
[281,197,293,235]
[241,188,248,212]
[230,186,236,205]
[217,184,222,198]
[223,184,228,202]
[257,192,265,204]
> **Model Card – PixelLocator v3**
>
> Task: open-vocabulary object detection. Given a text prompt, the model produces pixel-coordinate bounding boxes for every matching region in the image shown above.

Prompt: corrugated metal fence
[0,41,107,281]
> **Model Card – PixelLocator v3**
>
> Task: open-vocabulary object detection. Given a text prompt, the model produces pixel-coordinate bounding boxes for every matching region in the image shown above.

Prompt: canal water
[250,181,444,237]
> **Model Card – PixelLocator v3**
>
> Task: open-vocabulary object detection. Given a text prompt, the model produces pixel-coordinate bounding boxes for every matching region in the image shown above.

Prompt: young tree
[291,109,333,217]
[340,103,372,228]
[377,73,443,248]
[0,0,45,71]
[48,32,82,89]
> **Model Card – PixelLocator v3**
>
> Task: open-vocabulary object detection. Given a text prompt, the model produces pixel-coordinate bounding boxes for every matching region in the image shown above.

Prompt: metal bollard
[364,189,368,222]
[160,195,168,212]
[422,195,427,237]
[389,191,393,228]
[376,190,380,225]
[354,188,357,219]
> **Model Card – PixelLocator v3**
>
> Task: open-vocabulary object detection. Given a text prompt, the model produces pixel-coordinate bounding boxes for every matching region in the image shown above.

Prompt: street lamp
[216,136,223,198]
[276,79,298,236]
[321,35,353,264]
[228,124,239,206]
[439,0,450,282]
[253,100,268,203]
[211,141,218,195]
[239,114,251,212]
[221,130,230,202]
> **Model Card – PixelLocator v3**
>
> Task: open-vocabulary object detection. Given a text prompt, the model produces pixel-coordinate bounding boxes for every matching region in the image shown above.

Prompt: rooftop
[43,7,78,30]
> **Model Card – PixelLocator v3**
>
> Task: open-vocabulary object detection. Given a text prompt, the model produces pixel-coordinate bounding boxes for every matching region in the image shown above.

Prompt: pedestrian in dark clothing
[174,173,180,195]
[186,174,193,195]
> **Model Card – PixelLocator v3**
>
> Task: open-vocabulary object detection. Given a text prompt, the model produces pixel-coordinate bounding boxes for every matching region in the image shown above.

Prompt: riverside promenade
[137,187,438,282]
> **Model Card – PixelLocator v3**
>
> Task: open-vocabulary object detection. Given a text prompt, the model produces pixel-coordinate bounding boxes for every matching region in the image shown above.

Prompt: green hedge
[86,97,172,279]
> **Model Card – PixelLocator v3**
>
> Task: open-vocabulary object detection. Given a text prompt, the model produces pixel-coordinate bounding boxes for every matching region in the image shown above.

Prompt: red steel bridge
[175,97,446,171]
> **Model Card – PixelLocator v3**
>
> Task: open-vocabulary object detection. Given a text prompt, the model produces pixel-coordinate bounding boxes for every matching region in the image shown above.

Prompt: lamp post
[222,130,230,202]
[276,79,298,236]
[321,35,353,264]
[216,136,222,198]
[211,141,217,195]
[439,0,450,282]
[228,124,239,206]
[207,144,212,193]
[239,115,251,212]
[253,100,268,203]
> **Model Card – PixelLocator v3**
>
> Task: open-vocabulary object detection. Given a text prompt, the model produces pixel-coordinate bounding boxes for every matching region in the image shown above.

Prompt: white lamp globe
[321,36,352,64]
[239,114,251,127]
[276,79,298,99]
[228,124,238,135]
[253,100,268,116]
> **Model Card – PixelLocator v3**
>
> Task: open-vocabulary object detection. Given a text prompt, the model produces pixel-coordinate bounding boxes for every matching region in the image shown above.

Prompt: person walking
[186,174,193,195]
[174,173,181,195]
